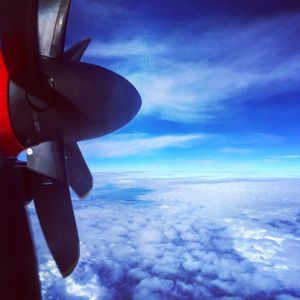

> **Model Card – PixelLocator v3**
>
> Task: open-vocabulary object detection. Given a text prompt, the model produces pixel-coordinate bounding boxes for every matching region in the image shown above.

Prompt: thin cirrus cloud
[85,13,300,123]
[220,147,256,154]
[268,155,300,160]
[215,133,286,147]
[80,133,206,158]
[240,133,286,145]
[86,38,167,58]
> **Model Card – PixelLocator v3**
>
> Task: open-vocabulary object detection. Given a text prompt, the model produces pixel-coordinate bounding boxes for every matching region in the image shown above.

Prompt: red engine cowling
[0,51,24,156]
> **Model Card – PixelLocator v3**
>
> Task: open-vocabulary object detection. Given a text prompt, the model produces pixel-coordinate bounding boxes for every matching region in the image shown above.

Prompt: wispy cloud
[220,147,256,154]
[80,133,206,158]
[74,0,127,19]
[86,14,300,123]
[242,133,286,145]
[217,133,286,147]
[87,39,167,57]
[268,154,300,160]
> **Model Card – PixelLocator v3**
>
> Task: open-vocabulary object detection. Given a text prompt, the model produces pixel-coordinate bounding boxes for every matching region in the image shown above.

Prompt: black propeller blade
[65,143,93,198]
[64,37,91,62]
[38,0,71,58]
[27,141,79,277]
[0,0,53,108]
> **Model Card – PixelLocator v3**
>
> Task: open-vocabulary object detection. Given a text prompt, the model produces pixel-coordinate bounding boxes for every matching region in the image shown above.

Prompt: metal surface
[9,58,142,147]
[64,37,91,62]
[65,143,93,197]
[0,0,51,108]
[0,157,41,300]
[27,141,80,276]
[0,0,142,294]
[38,0,70,58]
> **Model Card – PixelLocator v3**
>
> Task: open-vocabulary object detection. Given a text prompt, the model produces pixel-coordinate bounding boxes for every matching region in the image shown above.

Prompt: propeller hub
[26,75,55,111]
[9,58,142,148]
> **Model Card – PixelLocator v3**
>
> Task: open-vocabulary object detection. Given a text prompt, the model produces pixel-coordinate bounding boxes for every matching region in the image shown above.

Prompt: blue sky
[66,0,300,177]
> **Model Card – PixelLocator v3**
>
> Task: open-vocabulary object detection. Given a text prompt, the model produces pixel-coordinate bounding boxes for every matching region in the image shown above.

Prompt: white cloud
[87,39,167,58]
[263,154,300,164]
[220,147,256,154]
[269,155,300,160]
[80,133,206,158]
[242,133,286,145]
[86,14,300,123]
[75,0,127,20]
[30,175,300,299]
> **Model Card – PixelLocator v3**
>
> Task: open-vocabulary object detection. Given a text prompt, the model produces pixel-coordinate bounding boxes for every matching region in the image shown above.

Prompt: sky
[63,0,300,178]
[26,2,300,299]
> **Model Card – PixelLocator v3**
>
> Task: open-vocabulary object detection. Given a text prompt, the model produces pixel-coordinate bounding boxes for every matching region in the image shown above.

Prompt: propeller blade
[39,2,92,199]
[27,141,79,277]
[65,143,93,198]
[64,38,91,62]
[38,0,71,58]
[0,0,54,109]
[0,157,41,299]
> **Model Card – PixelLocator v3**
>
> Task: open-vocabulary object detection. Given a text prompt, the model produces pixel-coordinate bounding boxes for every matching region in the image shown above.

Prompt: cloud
[85,13,300,123]
[73,0,128,20]
[269,155,300,160]
[220,147,256,154]
[79,133,206,158]
[241,133,286,145]
[87,39,167,58]
[207,132,285,150]
[30,175,300,299]
[263,155,300,165]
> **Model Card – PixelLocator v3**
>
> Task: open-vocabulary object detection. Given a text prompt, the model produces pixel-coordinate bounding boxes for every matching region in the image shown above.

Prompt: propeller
[27,141,79,277]
[0,159,41,299]
[0,0,141,296]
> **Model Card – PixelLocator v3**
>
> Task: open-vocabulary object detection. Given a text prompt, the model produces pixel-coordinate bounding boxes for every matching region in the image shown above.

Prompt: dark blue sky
[67,0,300,177]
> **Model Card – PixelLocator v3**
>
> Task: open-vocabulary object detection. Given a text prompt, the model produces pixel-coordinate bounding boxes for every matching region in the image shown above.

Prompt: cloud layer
[29,174,300,299]
[85,13,300,123]
[80,133,205,158]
